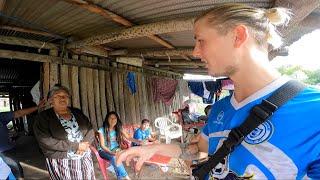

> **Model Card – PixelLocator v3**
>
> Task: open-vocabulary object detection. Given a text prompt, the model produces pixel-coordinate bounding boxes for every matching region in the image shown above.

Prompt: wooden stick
[79,56,89,117]
[86,57,97,130]
[93,57,103,128]
[71,55,80,109]
[99,59,108,119]
[49,50,59,89]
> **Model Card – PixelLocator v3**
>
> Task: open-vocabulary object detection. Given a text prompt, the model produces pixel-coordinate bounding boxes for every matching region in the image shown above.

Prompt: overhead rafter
[275,0,320,38]
[0,25,109,57]
[0,25,63,39]
[110,47,289,60]
[64,0,193,60]
[0,49,181,76]
[110,48,194,57]
[67,17,194,48]
[0,35,58,49]
[145,61,204,66]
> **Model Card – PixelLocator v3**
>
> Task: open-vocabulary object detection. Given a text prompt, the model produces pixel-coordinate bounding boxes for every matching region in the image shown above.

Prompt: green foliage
[277,65,320,85]
[303,69,320,85]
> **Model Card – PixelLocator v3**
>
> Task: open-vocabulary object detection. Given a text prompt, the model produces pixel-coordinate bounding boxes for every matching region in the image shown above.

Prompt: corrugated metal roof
[2,0,122,39]
[0,0,319,75]
[96,0,273,24]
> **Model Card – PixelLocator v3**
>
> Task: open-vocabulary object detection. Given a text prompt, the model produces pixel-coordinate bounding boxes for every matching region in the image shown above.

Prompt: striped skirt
[45,153,95,180]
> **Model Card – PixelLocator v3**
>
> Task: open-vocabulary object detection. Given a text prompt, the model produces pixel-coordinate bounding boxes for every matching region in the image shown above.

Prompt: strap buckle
[224,128,245,151]
[251,100,278,121]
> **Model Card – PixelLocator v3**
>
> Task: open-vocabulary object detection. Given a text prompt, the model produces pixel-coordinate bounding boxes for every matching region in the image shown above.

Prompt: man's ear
[233,25,248,48]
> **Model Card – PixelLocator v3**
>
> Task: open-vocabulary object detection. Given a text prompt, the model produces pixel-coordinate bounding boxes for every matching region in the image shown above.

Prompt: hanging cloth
[126,72,137,94]
[152,78,178,105]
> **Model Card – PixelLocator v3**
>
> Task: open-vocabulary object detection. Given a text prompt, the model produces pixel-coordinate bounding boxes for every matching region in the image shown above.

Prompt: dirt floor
[8,135,192,180]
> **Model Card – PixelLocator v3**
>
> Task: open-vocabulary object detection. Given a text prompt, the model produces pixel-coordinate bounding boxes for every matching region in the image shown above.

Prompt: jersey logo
[244,120,274,144]
[214,111,224,125]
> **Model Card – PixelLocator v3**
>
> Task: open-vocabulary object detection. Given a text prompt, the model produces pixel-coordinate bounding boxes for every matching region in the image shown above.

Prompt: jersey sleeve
[201,124,209,141]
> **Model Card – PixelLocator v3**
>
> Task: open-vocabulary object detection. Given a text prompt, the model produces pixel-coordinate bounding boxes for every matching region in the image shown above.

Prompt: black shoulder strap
[192,80,306,180]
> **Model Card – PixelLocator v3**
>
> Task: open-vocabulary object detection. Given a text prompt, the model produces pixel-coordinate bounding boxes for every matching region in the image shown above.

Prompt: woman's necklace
[56,109,72,120]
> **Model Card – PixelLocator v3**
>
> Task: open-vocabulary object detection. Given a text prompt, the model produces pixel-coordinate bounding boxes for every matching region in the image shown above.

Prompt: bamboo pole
[87,57,97,130]
[93,57,103,128]
[99,59,108,119]
[79,56,89,117]
[71,55,80,109]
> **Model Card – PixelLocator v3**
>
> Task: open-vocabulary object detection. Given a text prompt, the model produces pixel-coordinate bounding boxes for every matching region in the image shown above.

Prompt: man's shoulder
[292,86,320,104]
[135,128,143,133]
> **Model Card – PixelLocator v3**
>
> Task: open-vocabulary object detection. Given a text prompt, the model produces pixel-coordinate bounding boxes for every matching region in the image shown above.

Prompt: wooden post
[111,62,120,113]
[147,76,156,121]
[43,62,50,99]
[132,67,140,124]
[71,55,81,109]
[105,62,115,112]
[99,59,108,120]
[49,50,59,88]
[139,70,149,119]
[79,56,89,117]
[117,64,126,124]
[93,57,103,128]
[60,54,70,90]
[87,57,97,130]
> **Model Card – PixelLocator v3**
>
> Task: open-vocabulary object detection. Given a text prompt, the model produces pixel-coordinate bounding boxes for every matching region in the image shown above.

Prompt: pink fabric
[221,79,234,90]
[152,78,178,105]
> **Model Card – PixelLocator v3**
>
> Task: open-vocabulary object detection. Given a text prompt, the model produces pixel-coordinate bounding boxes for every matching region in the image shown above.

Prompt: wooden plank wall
[42,55,186,130]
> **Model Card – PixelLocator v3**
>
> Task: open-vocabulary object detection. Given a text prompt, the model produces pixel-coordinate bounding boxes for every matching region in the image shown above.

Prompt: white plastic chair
[154,117,182,144]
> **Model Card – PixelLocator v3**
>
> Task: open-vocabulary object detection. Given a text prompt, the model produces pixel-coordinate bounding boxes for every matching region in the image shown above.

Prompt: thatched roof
[0,0,319,74]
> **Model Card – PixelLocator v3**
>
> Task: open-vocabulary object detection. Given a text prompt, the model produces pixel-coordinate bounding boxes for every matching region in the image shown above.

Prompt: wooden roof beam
[110,48,194,57]
[0,49,181,76]
[111,46,288,60]
[64,0,133,26]
[0,35,58,50]
[0,25,63,39]
[67,17,194,48]
[274,0,320,40]
[64,0,191,59]
[145,61,204,67]
[0,25,109,57]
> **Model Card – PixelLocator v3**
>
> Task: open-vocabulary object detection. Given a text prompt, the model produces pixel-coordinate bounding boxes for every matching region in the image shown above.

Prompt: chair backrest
[154,117,172,135]
[90,145,109,180]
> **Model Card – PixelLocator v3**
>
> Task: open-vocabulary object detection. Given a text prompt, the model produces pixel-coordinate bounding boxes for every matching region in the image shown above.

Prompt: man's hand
[116,145,158,172]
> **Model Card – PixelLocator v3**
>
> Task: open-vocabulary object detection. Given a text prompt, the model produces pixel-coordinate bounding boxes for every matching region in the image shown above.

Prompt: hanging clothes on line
[187,80,222,104]
[152,78,178,105]
[222,79,234,90]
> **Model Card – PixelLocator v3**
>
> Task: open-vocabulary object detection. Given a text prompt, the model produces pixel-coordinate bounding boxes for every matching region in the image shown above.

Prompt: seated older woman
[33,84,95,180]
